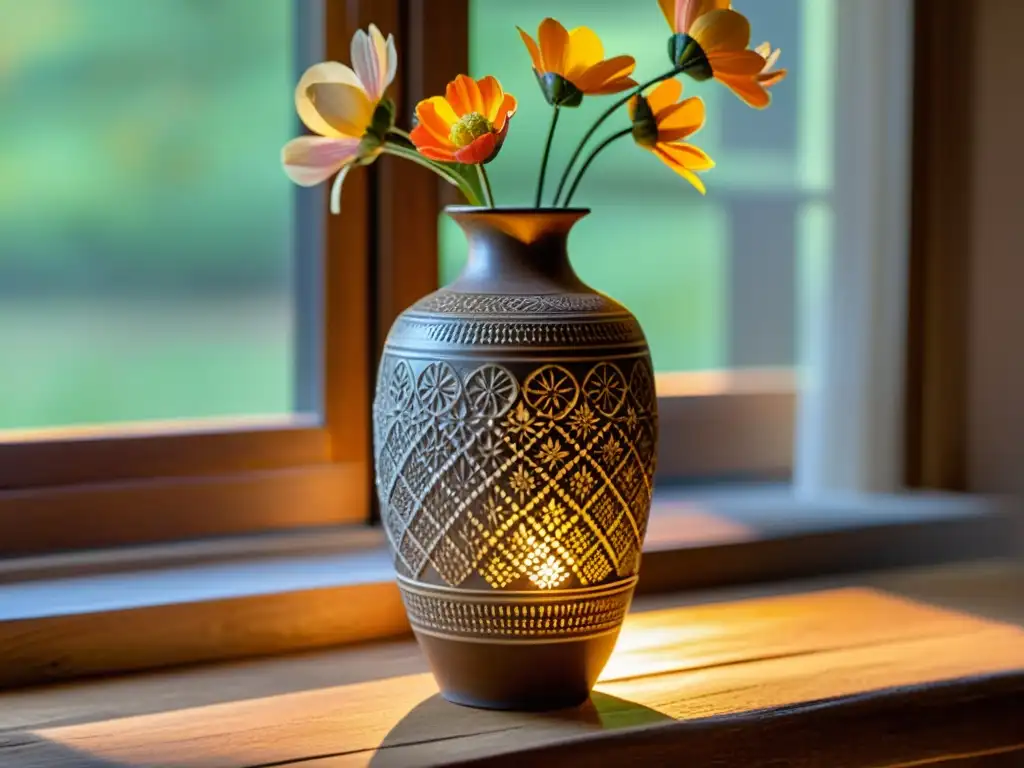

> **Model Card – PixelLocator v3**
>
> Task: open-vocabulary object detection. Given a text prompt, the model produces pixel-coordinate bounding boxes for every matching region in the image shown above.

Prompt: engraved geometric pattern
[398,578,636,640]
[412,291,617,315]
[374,355,657,593]
[388,316,643,347]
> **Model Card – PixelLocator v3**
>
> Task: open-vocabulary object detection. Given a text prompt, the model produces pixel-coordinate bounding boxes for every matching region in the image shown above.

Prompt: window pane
[0,0,301,430]
[441,0,825,373]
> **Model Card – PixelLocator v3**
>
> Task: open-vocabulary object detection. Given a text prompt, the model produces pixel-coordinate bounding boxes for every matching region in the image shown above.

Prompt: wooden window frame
[0,1,374,557]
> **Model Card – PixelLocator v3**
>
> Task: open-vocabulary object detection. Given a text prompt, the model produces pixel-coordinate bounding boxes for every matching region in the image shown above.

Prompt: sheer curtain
[795,0,915,495]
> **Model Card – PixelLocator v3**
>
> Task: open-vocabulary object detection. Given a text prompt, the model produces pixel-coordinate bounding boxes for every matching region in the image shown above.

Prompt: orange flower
[518,19,637,107]
[659,0,730,34]
[410,75,517,164]
[663,3,787,109]
[629,79,714,194]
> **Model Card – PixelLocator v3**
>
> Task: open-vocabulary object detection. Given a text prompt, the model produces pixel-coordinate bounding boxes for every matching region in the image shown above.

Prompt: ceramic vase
[373,207,657,710]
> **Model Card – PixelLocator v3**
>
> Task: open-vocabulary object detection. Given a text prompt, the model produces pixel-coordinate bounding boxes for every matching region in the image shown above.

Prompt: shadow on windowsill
[0,732,129,767]
[368,691,671,767]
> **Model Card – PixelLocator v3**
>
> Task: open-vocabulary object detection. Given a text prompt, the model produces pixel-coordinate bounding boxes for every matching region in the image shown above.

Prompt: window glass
[0,0,299,430]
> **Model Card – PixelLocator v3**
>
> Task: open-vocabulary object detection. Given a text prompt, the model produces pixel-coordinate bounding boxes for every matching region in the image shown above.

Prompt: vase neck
[446,208,591,295]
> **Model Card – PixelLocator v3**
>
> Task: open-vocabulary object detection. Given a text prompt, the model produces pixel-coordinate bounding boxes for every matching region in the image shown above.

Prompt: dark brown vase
[373,207,657,710]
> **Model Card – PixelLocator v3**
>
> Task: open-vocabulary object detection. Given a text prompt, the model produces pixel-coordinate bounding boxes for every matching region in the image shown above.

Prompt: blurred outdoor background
[0,0,829,431]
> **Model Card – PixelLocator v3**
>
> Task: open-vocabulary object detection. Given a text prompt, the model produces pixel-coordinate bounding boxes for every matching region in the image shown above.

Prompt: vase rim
[445,205,590,216]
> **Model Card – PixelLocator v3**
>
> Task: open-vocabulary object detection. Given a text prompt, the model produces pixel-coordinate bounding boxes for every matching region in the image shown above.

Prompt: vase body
[373,207,657,710]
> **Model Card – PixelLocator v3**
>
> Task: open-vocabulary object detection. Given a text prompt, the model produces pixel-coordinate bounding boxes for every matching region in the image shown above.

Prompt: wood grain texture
[0,464,368,558]
[0,580,407,690]
[903,0,977,490]
[323,0,372,472]
[0,420,328,490]
[1,573,1023,768]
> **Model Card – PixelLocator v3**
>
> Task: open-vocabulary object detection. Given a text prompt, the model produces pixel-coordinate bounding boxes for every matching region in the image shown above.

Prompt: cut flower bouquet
[282,0,786,209]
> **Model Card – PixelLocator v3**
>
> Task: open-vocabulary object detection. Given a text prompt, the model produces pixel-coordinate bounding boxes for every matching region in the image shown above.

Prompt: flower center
[449,112,493,148]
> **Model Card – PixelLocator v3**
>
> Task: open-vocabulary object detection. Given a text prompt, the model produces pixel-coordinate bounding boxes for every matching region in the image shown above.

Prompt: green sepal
[669,33,713,81]
[366,97,396,143]
[357,133,383,161]
[535,71,584,108]
[449,162,487,201]
[630,96,659,148]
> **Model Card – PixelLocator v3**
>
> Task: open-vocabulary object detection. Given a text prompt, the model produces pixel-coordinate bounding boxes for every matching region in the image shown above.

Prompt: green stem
[535,106,560,208]
[382,144,483,207]
[386,127,415,150]
[563,128,631,207]
[478,164,495,208]
[553,66,683,206]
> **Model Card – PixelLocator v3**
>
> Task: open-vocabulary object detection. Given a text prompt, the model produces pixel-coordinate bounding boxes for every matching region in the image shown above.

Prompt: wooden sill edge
[457,671,1024,768]
[0,494,1017,690]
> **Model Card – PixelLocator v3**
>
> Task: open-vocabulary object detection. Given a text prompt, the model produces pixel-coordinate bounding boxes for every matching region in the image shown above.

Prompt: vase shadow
[368,691,672,766]
[0,732,131,767]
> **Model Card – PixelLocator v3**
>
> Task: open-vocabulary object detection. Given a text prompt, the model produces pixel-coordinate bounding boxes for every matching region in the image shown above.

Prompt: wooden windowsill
[1,560,1022,767]
[0,490,1015,691]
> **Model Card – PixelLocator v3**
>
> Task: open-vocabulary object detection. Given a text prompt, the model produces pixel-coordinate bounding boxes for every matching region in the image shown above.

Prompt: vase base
[414,629,620,712]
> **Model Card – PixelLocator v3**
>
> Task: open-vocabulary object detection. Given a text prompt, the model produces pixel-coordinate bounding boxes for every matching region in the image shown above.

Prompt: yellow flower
[410,75,517,165]
[281,24,397,186]
[661,2,787,109]
[629,79,714,194]
[518,18,637,107]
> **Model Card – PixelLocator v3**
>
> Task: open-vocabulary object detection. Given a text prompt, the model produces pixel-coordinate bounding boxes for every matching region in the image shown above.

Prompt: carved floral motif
[374,358,657,592]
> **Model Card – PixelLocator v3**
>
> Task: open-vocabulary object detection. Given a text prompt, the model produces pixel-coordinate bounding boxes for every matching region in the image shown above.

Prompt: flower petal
[454,132,497,165]
[409,123,447,151]
[306,82,374,137]
[659,0,676,30]
[564,26,604,81]
[571,55,636,94]
[584,75,638,95]
[370,24,390,78]
[758,68,788,87]
[477,75,504,121]
[517,27,543,71]
[658,140,715,171]
[758,43,781,71]
[491,92,518,133]
[415,97,459,145]
[446,74,483,117]
[387,38,399,93]
[647,78,683,114]
[709,49,769,75]
[281,136,361,186]
[538,18,570,76]
[295,62,364,138]
[653,144,711,194]
[417,144,458,163]
[655,95,704,132]
[683,0,732,32]
[690,8,751,54]
[351,28,381,101]
[715,71,771,108]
